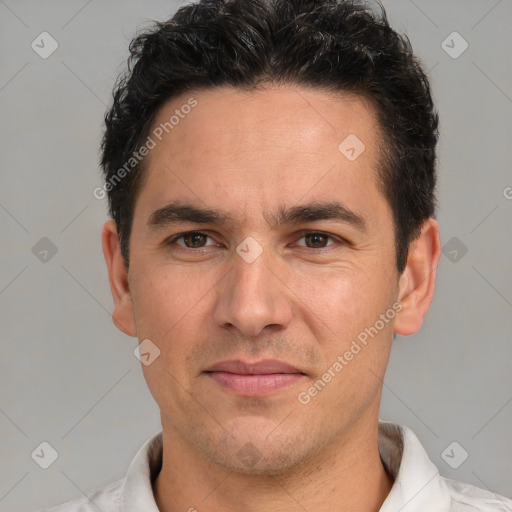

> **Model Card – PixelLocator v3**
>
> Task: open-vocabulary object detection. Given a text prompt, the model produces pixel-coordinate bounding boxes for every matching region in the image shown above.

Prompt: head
[101,0,441,474]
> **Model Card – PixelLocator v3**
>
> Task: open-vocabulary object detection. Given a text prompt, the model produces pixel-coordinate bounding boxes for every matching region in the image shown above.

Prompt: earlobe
[394,218,441,336]
[101,220,137,337]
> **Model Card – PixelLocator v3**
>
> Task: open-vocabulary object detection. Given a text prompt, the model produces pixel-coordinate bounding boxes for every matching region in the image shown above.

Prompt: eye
[166,230,342,251]
[295,232,338,249]
[168,231,217,249]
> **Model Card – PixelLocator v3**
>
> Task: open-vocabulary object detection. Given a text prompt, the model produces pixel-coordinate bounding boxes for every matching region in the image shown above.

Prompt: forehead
[148,85,379,158]
[135,85,388,228]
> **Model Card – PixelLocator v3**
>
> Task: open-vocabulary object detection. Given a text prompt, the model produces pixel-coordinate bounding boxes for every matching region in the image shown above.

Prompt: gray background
[0,1,511,510]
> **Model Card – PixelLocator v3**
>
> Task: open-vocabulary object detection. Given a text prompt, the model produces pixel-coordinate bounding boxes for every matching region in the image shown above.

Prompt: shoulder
[35,479,123,512]
[442,477,512,511]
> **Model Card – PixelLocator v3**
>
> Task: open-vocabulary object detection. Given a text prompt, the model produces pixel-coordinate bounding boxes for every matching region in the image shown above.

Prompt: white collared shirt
[39,422,512,511]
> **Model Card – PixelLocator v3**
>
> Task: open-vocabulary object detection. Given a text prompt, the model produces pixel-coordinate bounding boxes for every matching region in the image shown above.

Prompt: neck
[153,417,393,512]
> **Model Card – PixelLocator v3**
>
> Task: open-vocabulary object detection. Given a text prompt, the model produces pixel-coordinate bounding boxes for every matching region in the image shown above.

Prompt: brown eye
[172,232,213,248]
[183,233,207,248]
[302,232,332,248]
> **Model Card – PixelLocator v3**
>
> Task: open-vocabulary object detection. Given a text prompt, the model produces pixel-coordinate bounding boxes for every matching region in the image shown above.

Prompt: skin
[102,85,441,512]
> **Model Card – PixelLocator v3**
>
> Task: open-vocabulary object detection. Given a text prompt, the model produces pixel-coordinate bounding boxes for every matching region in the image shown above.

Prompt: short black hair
[100,0,439,272]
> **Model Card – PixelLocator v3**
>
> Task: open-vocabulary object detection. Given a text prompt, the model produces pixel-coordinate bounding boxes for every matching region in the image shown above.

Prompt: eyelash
[166,230,344,251]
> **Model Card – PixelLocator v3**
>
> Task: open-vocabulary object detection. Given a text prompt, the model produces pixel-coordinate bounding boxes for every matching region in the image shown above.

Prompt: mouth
[204,359,307,396]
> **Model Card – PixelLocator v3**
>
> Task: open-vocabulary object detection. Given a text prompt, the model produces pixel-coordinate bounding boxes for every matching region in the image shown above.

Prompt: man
[43,0,511,510]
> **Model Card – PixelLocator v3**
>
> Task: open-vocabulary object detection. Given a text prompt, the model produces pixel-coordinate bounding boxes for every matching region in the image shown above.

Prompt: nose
[212,245,294,337]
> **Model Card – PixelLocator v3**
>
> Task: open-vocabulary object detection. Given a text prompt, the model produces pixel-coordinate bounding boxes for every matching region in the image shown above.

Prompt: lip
[206,359,303,375]
[205,359,306,396]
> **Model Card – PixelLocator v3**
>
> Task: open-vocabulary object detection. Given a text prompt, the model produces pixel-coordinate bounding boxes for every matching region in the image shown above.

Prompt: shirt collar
[120,421,451,512]
[378,421,451,512]
[121,430,163,512]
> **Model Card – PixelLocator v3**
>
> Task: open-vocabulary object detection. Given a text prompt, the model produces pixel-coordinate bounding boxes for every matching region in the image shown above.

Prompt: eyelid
[166,229,346,250]
[293,230,340,247]
[167,230,219,248]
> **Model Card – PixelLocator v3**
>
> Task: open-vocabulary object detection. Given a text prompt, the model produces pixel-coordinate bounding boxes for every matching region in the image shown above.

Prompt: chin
[201,421,319,476]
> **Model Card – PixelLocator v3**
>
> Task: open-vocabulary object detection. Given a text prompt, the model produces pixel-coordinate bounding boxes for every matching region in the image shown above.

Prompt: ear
[394,218,441,336]
[101,220,137,337]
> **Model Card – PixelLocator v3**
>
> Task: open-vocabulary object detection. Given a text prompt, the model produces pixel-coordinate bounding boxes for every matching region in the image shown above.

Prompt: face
[105,85,426,474]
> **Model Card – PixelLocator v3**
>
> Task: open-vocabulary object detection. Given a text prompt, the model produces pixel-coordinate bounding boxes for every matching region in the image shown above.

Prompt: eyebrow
[146,200,366,232]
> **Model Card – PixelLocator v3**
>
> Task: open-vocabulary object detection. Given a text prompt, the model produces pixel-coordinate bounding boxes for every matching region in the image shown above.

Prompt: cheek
[132,266,213,407]
[289,260,396,344]
[130,264,214,347]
